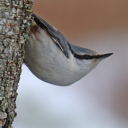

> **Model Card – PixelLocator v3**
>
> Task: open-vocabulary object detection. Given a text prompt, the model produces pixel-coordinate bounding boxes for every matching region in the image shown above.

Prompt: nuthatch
[24,13,113,86]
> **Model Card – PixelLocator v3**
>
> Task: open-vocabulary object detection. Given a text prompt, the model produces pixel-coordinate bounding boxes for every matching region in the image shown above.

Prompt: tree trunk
[0,0,33,128]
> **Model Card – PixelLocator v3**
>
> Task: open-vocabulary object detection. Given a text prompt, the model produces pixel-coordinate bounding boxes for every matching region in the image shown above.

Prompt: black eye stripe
[73,53,96,60]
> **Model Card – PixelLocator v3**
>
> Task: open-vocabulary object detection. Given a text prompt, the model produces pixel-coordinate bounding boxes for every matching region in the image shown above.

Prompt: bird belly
[25,28,98,86]
[24,29,82,86]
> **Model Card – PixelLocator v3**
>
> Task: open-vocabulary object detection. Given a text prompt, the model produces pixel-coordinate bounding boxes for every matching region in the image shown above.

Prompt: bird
[24,13,113,86]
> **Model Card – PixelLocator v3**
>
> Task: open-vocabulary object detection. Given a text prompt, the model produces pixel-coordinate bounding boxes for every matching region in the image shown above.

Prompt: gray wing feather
[32,13,69,58]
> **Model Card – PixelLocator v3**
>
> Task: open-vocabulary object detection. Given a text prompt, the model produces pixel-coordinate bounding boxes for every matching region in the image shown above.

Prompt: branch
[0,0,33,127]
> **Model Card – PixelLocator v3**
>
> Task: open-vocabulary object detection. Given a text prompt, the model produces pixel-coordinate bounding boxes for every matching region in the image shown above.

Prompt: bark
[0,0,33,128]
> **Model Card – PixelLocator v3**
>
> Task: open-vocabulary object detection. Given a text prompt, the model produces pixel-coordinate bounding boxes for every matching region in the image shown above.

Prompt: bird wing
[32,13,69,58]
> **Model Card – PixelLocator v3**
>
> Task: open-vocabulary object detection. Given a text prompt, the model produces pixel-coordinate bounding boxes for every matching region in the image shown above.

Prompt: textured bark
[0,0,33,128]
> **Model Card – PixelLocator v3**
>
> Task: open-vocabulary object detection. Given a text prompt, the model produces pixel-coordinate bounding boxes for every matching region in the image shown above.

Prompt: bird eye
[84,55,89,60]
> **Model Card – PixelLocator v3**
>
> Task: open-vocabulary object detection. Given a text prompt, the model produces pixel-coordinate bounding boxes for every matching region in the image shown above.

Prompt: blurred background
[14,0,128,128]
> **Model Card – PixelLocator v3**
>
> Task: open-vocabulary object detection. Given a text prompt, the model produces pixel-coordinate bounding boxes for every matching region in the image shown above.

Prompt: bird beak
[95,53,113,60]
